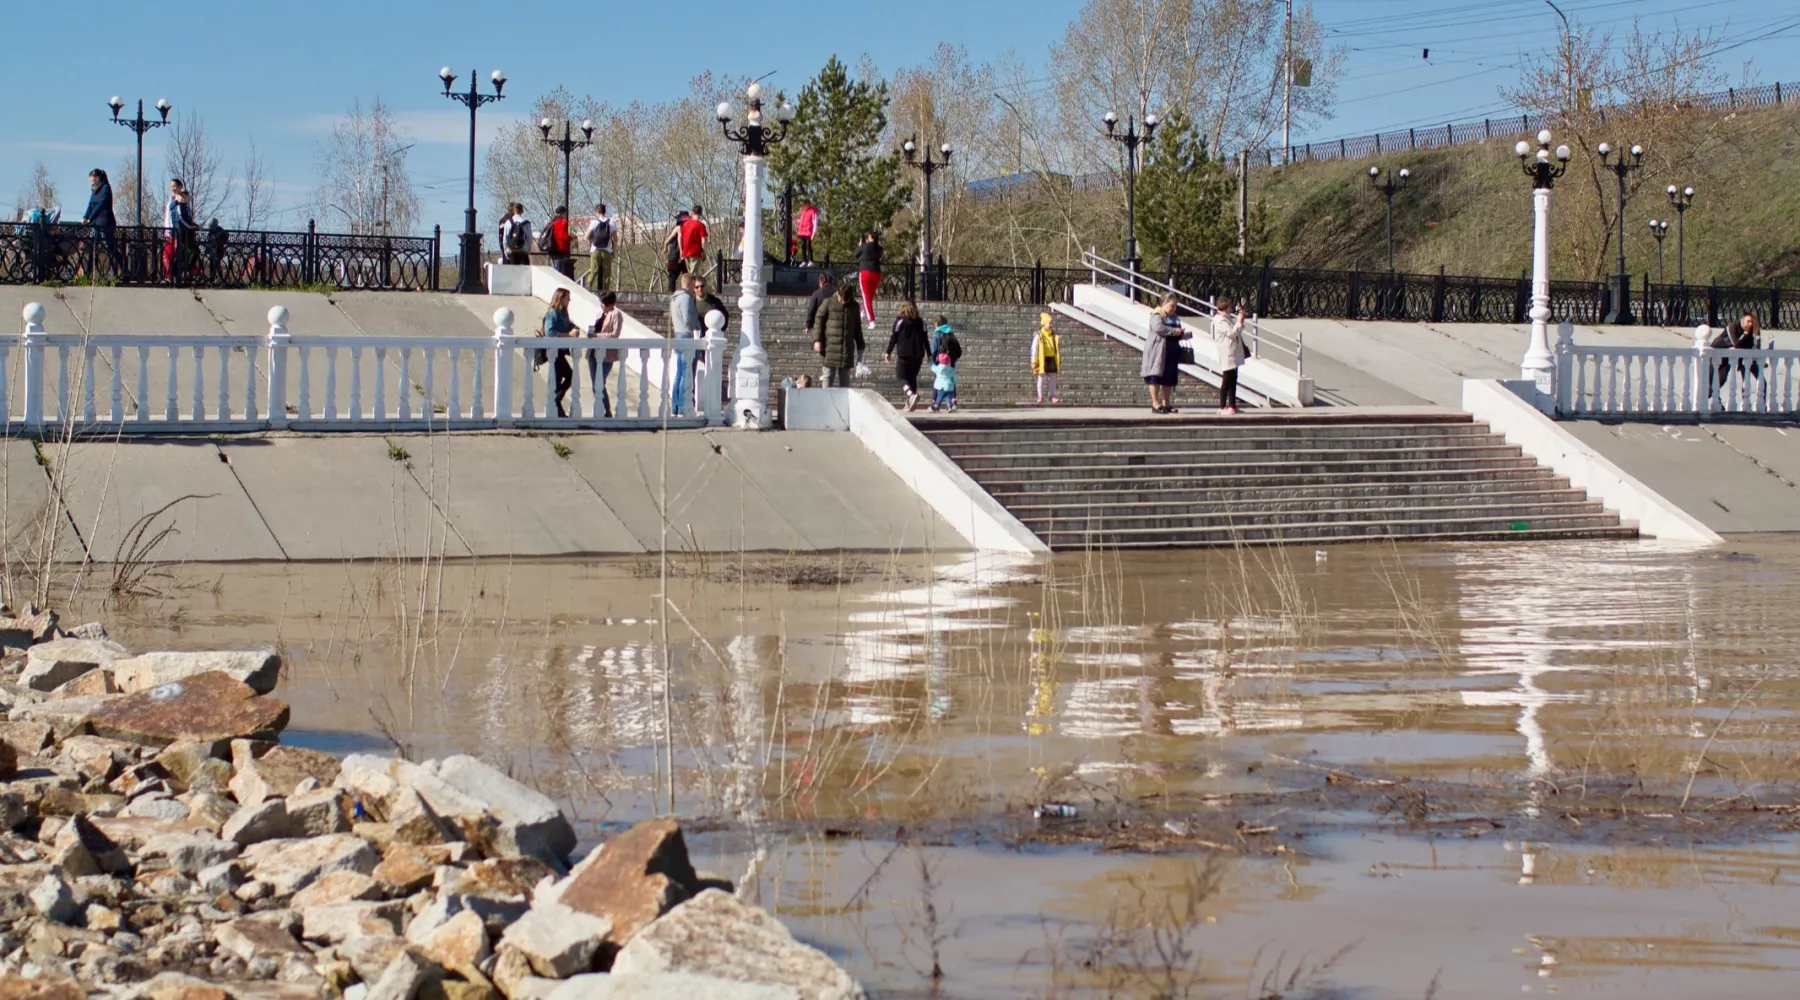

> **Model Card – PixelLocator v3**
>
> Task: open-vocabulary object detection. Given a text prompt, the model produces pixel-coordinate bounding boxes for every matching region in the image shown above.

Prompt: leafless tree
[164,112,234,225]
[15,163,58,219]
[238,139,273,231]
[311,98,421,236]
[110,157,145,227]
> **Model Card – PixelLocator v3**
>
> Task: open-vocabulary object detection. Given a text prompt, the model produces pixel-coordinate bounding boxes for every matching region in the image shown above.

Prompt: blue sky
[4,0,1793,235]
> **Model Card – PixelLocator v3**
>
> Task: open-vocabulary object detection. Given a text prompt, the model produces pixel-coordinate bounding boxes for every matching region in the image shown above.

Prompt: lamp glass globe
[715,101,733,122]
[1555,145,1571,161]
[746,82,763,101]
[439,66,454,81]
[1515,140,1530,157]
[1537,129,1552,144]
[1597,141,1611,155]
[1684,186,1694,196]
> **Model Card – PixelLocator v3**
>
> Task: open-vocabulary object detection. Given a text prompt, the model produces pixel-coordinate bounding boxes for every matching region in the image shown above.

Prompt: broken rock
[112,649,282,696]
[420,756,577,869]
[231,744,341,806]
[555,819,697,951]
[544,974,795,1000]
[222,798,290,847]
[301,899,406,945]
[216,917,309,962]
[282,787,354,838]
[21,638,126,692]
[498,902,611,980]
[611,890,864,1000]
[85,672,289,748]
[242,833,379,898]
[415,909,490,976]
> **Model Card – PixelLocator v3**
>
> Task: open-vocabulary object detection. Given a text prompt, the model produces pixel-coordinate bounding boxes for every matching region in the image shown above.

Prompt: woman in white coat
[1210,297,1248,414]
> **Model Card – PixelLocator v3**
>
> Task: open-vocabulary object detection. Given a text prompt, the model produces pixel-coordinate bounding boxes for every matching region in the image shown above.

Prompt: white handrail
[1554,323,1800,418]
[1081,249,1304,377]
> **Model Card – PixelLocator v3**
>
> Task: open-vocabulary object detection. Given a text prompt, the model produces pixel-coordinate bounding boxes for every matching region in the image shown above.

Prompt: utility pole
[1238,149,1249,257]
[1283,0,1293,165]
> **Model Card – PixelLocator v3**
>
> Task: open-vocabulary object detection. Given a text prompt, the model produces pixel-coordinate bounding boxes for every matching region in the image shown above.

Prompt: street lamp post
[1666,184,1694,286]
[902,137,952,301]
[1516,130,1571,392]
[1648,218,1668,285]
[1367,166,1410,273]
[107,97,171,229]
[717,84,795,429]
[439,67,506,295]
[538,118,594,225]
[1102,112,1159,273]
[1597,141,1643,324]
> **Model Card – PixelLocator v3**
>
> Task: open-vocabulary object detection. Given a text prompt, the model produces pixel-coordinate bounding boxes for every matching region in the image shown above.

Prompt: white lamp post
[717,83,795,429]
[1515,130,1571,393]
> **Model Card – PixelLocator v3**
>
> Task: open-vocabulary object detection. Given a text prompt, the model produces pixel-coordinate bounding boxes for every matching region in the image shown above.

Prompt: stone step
[927,431,1512,455]
[955,451,1540,479]
[1016,496,1609,531]
[1044,522,1641,550]
[971,462,1564,490]
[1005,488,1598,520]
[988,475,1574,505]
[921,422,1488,446]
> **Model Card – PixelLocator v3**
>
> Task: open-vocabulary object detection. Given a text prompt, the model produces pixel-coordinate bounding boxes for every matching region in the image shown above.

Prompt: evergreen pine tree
[768,57,911,264]
[1134,110,1238,267]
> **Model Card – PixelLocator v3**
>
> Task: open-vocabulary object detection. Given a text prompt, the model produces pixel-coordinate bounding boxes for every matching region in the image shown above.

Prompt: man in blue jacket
[81,169,123,277]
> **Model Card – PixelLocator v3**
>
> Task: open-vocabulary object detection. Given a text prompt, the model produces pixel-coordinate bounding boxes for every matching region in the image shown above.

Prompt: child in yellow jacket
[1031,312,1061,404]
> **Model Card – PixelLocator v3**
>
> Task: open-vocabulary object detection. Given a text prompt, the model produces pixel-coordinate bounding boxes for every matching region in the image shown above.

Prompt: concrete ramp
[1558,421,1800,533]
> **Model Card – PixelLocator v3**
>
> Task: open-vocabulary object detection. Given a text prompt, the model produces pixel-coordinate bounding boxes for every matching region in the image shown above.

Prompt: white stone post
[1691,322,1713,413]
[493,307,516,424]
[734,154,772,428]
[266,306,290,426]
[1520,186,1555,391]
[21,303,46,428]
[1553,321,1575,415]
[703,309,728,424]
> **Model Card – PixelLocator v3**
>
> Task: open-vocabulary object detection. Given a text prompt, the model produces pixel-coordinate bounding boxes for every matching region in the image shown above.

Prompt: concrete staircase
[917,411,1637,549]
[617,292,1190,410]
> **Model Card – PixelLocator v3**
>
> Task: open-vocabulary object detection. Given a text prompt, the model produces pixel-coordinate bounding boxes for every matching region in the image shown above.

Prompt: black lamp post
[108,96,171,227]
[902,137,952,301]
[1666,184,1693,287]
[1648,218,1669,285]
[538,117,594,225]
[1367,165,1410,272]
[439,66,506,295]
[1102,111,1159,272]
[1597,140,1643,324]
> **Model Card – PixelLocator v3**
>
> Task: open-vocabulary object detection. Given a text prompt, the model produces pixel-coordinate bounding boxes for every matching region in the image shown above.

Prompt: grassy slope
[1251,105,1800,287]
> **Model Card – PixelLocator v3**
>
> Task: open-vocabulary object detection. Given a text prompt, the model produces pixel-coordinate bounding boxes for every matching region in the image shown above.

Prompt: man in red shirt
[546,206,574,278]
[678,205,708,278]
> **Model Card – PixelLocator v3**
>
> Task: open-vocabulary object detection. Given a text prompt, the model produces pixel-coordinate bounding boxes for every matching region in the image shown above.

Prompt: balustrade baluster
[106,346,122,421]
[57,347,70,423]
[447,348,461,420]
[324,347,338,420]
[244,342,257,422]
[217,346,229,420]
[636,348,649,419]
[350,347,363,420]
[519,345,536,419]
[422,348,436,422]
[398,349,412,421]
[0,347,10,422]
[191,346,205,420]
[137,347,150,422]
[612,357,627,421]
[82,345,97,423]
[471,350,485,420]
[373,349,386,419]
[295,346,312,420]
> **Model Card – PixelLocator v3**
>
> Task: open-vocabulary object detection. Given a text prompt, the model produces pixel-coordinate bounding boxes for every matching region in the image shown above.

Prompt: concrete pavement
[1560,420,1800,533]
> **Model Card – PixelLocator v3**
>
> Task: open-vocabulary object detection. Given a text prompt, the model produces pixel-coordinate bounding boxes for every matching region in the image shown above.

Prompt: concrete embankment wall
[1,430,962,563]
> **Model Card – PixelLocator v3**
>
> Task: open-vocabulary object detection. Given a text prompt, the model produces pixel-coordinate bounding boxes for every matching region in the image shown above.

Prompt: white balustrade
[1554,322,1800,418]
[8,301,718,432]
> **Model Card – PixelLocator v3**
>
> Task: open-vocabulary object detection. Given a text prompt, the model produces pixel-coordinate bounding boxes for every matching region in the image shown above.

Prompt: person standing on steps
[930,315,962,368]
[796,198,820,265]
[855,230,883,328]
[679,205,709,279]
[1142,294,1184,414]
[804,272,835,342]
[668,273,703,416]
[885,300,930,411]
[500,204,533,266]
[543,287,577,418]
[1210,297,1248,415]
[662,210,689,292]
[1032,312,1062,404]
[814,284,864,388]
[930,351,958,411]
[163,179,197,285]
[589,291,623,418]
[81,169,122,278]
[543,205,574,278]
[583,203,614,292]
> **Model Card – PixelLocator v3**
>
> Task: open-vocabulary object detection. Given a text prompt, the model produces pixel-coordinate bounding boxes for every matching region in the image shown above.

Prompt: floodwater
[89,538,1800,998]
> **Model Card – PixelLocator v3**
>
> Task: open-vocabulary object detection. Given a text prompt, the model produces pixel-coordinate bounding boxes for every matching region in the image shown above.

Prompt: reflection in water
[92,538,1800,997]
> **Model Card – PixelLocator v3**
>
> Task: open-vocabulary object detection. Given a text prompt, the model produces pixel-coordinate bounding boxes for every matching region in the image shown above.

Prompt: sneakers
[1051,396,1061,404]
[905,392,918,412]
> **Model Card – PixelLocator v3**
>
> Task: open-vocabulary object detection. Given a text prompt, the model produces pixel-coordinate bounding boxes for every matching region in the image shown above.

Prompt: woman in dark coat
[884,299,930,410]
[1141,294,1185,413]
[814,285,865,387]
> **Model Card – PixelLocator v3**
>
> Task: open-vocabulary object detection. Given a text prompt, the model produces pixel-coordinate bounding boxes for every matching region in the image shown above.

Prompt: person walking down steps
[885,300,930,411]
[1032,312,1062,404]
[1210,297,1248,415]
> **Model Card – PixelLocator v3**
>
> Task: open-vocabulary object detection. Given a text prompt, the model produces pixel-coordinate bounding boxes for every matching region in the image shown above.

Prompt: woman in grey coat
[1141,294,1185,413]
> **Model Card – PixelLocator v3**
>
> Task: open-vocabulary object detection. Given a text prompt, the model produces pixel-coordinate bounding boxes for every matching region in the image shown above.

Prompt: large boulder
[9,695,118,740]
[232,745,342,805]
[0,607,58,647]
[553,819,697,953]
[0,975,85,1000]
[114,649,282,696]
[85,671,289,747]
[611,890,865,1000]
[21,638,128,691]
[498,903,612,979]
[545,974,796,1000]
[337,754,575,869]
[241,833,380,898]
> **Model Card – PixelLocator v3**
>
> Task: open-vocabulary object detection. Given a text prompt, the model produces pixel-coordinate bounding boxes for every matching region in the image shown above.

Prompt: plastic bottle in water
[1033,802,1079,819]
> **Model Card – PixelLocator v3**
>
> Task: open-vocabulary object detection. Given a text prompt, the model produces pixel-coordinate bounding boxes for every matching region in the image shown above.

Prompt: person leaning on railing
[82,169,123,277]
[1711,312,1763,403]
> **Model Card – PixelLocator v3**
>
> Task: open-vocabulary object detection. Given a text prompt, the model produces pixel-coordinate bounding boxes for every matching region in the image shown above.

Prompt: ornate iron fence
[0,221,441,291]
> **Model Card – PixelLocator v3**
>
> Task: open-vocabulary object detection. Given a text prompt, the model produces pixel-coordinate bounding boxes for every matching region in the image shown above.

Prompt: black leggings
[798,236,813,263]
[1219,368,1239,409]
[896,355,924,395]
[553,353,573,416]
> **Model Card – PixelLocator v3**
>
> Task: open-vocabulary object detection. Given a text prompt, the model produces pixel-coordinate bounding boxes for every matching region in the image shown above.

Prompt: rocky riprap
[0,608,864,1000]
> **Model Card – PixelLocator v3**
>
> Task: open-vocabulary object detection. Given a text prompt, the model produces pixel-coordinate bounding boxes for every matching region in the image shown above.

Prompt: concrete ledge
[786,388,1048,554]
[1461,378,1720,543]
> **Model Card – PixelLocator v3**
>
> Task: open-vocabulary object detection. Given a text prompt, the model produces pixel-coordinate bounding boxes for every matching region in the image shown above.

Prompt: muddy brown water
[82,538,1800,998]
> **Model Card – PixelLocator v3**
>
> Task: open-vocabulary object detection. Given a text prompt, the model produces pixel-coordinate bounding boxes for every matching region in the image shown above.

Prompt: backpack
[505,219,528,253]
[534,222,553,253]
[936,329,962,366]
[591,218,611,252]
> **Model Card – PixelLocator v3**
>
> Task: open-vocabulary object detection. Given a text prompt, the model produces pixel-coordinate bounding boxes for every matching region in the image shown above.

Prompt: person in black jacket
[855,231,883,328]
[1711,312,1762,405]
[884,299,930,410]
[81,169,122,277]
[693,275,730,334]
[803,272,835,340]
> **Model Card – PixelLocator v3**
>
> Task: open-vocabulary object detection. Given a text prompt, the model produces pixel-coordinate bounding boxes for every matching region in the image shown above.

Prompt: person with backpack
[662,210,689,292]
[541,206,574,278]
[1031,312,1062,404]
[500,203,533,266]
[205,218,229,283]
[796,198,820,265]
[583,203,614,292]
[930,316,962,368]
[80,168,122,277]
[855,230,883,328]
